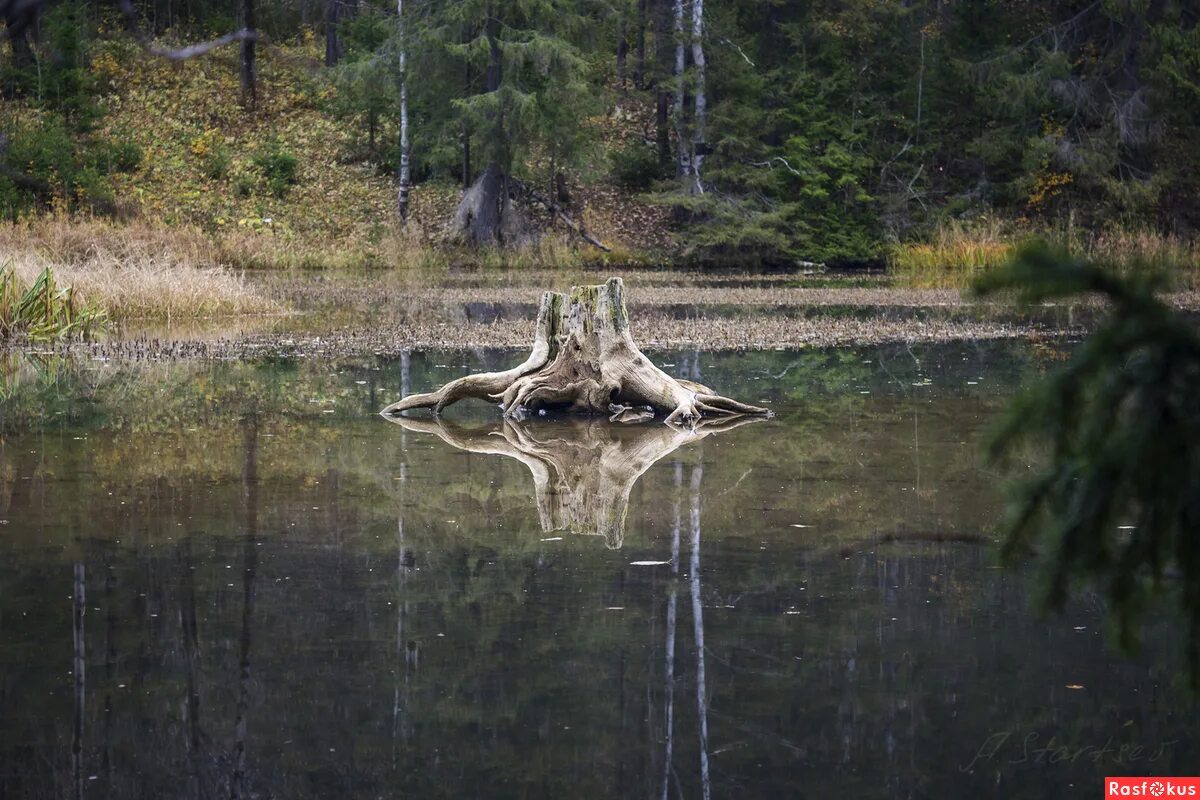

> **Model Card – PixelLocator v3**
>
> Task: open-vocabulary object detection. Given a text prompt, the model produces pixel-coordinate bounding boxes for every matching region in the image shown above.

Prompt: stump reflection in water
[386,414,760,548]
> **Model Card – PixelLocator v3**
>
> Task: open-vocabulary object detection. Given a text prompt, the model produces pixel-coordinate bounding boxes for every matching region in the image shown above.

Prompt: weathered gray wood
[381,278,771,427]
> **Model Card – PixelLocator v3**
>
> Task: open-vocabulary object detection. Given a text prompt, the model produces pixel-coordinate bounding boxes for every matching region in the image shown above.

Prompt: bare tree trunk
[396,0,411,222]
[915,24,925,147]
[462,57,473,189]
[672,0,691,181]
[324,0,341,66]
[656,91,670,172]
[653,0,671,170]
[240,0,257,109]
[617,11,628,91]
[689,0,706,194]
[2,5,38,98]
[453,162,504,246]
[462,130,472,189]
[635,0,646,88]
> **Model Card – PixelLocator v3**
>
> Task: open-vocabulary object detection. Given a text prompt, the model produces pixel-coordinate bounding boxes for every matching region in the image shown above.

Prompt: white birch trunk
[672,0,690,181]
[396,0,411,222]
[689,0,706,194]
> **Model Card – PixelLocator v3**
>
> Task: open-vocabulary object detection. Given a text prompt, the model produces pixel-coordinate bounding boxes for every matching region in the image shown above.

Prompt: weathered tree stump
[380,277,771,426]
[388,415,758,547]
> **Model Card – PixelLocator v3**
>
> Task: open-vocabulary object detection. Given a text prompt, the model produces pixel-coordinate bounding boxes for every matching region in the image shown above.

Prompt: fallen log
[516,179,611,252]
[380,277,771,426]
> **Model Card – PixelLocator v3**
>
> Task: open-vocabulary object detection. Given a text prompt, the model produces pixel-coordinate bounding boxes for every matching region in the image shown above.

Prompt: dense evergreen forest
[2,0,1199,265]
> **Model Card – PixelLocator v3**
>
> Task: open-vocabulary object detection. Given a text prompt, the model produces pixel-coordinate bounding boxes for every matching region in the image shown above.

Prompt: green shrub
[609,141,663,191]
[233,171,257,198]
[1,117,76,215]
[252,142,300,198]
[7,118,76,184]
[202,145,232,181]
[88,138,143,174]
[0,116,133,215]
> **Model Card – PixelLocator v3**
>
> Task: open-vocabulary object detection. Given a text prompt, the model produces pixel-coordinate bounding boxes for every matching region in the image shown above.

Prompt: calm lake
[1,343,1195,799]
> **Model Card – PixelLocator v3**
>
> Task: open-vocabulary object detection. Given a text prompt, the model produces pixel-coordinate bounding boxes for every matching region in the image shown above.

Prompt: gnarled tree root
[381,277,771,427]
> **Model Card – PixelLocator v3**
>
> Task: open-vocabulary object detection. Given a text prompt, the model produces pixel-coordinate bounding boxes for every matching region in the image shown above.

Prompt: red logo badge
[1106,778,1200,798]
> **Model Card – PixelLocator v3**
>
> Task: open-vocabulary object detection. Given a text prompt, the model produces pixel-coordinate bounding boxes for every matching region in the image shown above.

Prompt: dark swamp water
[1,342,1196,799]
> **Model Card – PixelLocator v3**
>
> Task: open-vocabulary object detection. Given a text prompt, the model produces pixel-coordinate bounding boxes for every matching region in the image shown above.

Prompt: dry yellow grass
[0,219,279,320]
[891,219,1200,289]
[889,218,1017,288]
[1083,229,1200,279]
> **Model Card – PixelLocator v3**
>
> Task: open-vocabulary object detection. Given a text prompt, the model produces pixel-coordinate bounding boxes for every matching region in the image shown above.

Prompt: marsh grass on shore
[3,215,650,274]
[890,219,1200,289]
[0,219,279,321]
[888,219,1016,287]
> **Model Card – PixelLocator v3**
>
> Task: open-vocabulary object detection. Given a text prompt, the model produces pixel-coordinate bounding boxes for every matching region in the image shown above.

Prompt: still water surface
[1,343,1195,799]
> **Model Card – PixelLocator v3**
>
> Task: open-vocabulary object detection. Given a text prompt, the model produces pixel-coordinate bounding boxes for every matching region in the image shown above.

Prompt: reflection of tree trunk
[389,415,759,548]
[660,461,682,800]
[230,417,259,800]
[393,377,415,757]
[400,350,411,399]
[180,537,203,754]
[102,555,117,788]
[689,464,710,800]
[393,461,414,754]
[72,562,86,800]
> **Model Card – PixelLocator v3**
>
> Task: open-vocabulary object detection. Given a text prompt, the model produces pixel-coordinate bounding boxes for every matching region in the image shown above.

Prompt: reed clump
[0,264,107,341]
